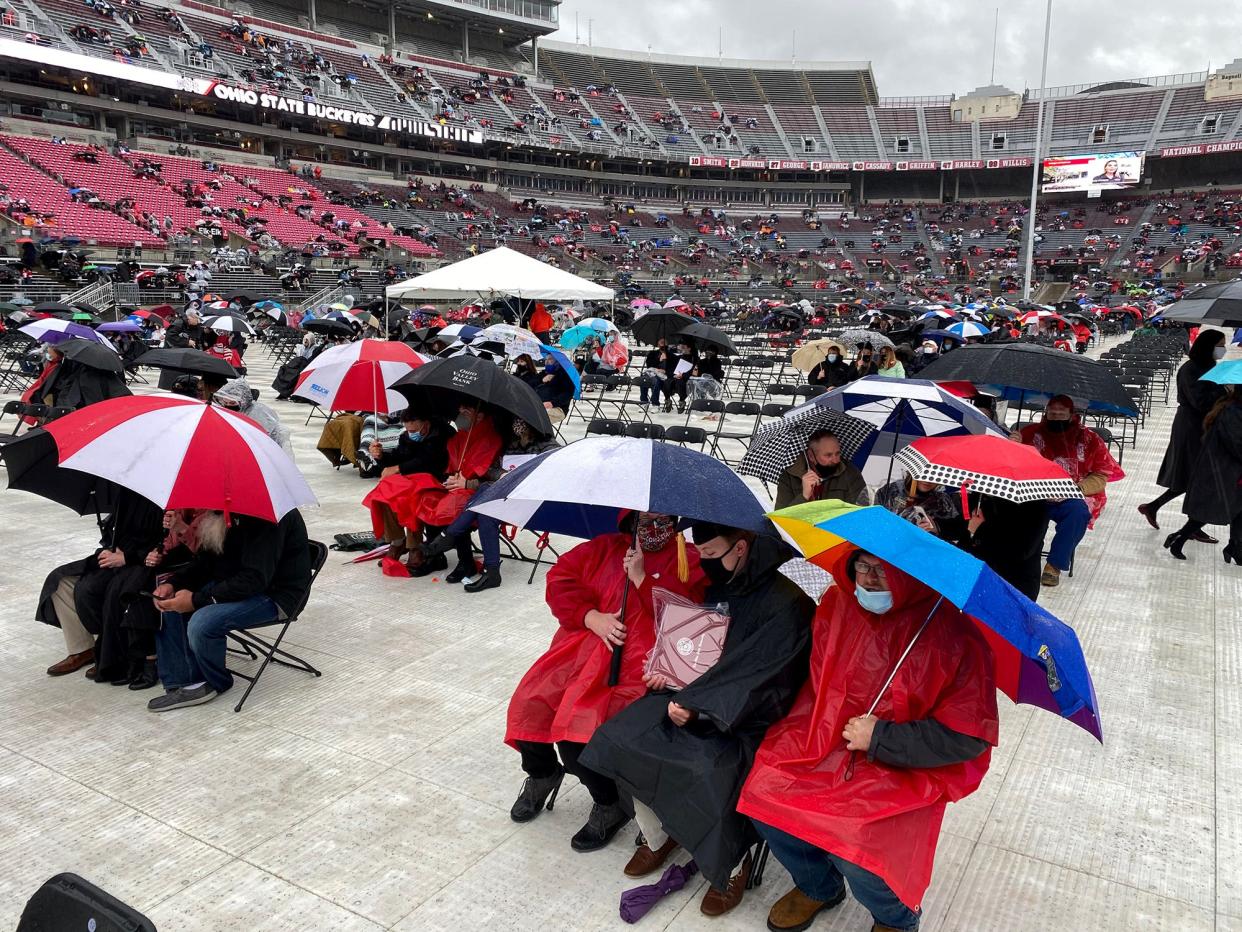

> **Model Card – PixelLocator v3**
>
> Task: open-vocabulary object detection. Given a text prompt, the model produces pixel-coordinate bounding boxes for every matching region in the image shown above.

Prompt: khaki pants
[52,577,94,654]
[633,799,669,849]
[379,504,416,548]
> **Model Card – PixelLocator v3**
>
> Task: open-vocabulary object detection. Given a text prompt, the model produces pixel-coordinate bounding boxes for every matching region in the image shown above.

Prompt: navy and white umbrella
[469,435,772,538]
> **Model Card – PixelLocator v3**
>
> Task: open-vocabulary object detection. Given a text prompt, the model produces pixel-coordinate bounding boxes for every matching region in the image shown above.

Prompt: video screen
[1040,151,1145,192]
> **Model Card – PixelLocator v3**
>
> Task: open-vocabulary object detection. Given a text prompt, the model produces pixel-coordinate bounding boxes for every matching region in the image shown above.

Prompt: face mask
[855,586,894,614]
[1045,419,1072,433]
[1214,347,1227,360]
[636,521,676,553]
[826,353,840,363]
[406,430,423,441]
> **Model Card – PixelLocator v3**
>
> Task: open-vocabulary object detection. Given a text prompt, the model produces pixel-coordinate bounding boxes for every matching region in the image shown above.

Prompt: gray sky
[548,1,1242,97]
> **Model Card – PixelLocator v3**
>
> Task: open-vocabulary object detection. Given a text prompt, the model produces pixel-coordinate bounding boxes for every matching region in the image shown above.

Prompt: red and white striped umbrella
[44,396,316,522]
[293,339,427,413]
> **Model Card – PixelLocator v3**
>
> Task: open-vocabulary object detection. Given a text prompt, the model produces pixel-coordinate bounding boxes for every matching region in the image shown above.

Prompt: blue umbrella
[770,501,1102,740]
[538,342,581,399]
[559,323,602,350]
[1201,359,1242,385]
[945,321,992,339]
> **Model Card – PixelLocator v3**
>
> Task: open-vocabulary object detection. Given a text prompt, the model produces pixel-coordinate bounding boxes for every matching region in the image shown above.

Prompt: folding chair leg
[229,625,321,712]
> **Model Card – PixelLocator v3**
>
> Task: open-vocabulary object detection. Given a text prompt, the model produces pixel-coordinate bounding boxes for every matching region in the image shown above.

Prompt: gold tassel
[676,533,689,583]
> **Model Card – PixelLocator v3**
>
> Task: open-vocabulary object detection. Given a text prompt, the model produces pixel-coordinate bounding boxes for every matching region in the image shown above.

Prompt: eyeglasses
[854,560,887,578]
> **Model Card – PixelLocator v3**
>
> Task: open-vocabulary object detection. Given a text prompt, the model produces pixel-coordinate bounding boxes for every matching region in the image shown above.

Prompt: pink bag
[645,588,730,689]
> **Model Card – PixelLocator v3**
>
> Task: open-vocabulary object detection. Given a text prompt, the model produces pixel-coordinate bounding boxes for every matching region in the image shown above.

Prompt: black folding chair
[624,421,666,440]
[226,539,328,712]
[664,425,708,450]
[586,418,626,437]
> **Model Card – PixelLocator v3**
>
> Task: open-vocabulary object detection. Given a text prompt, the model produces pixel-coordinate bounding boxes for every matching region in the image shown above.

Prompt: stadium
[0,2,1240,931]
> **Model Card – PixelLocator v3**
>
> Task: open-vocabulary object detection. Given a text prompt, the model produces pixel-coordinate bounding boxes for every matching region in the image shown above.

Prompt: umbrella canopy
[662,298,688,309]
[788,376,1009,485]
[790,338,848,372]
[476,323,544,359]
[835,328,894,350]
[770,501,1102,740]
[437,323,481,342]
[20,319,114,348]
[917,342,1138,416]
[135,347,238,379]
[631,308,697,346]
[59,337,123,374]
[302,318,355,337]
[676,321,738,355]
[293,339,426,413]
[204,315,256,335]
[629,298,658,308]
[2,428,121,516]
[895,434,1083,503]
[392,355,554,437]
[739,408,878,485]
[264,307,291,326]
[1200,358,1242,385]
[945,321,992,340]
[32,302,77,316]
[387,245,615,302]
[470,435,772,538]
[40,396,316,521]
[539,343,582,399]
[1160,279,1242,327]
[97,321,143,334]
[559,323,610,351]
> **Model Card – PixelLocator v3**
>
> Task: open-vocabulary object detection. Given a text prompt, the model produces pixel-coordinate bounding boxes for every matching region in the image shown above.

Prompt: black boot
[445,560,476,584]
[1164,532,1189,560]
[128,659,160,691]
[510,769,565,823]
[422,533,457,559]
[410,553,448,577]
[1224,540,1242,565]
[570,801,630,852]
[464,566,502,592]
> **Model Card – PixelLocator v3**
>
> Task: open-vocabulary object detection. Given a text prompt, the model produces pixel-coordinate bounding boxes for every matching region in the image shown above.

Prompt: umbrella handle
[607,525,640,687]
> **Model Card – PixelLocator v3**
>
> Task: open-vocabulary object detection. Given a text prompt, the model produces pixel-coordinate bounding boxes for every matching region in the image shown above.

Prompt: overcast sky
[548,1,1242,97]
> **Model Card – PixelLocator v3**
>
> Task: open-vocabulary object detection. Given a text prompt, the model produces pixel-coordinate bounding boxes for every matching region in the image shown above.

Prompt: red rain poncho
[737,549,998,910]
[363,414,502,536]
[1017,398,1124,526]
[505,531,705,747]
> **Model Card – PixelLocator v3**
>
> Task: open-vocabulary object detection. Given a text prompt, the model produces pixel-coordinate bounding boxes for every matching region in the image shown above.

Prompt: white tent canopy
[386,246,615,303]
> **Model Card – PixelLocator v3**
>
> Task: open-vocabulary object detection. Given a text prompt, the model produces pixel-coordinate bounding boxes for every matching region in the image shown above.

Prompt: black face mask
[1046,419,1072,433]
[814,460,840,478]
[699,555,734,587]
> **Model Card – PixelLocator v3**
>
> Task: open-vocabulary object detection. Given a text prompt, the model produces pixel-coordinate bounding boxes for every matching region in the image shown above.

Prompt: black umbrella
[917,342,1137,416]
[227,290,270,304]
[72,301,102,317]
[876,303,918,318]
[33,302,77,318]
[676,321,739,355]
[392,355,554,437]
[135,347,238,379]
[303,318,355,337]
[1160,280,1242,327]
[630,308,696,345]
[2,428,121,516]
[60,337,123,374]
[402,326,442,353]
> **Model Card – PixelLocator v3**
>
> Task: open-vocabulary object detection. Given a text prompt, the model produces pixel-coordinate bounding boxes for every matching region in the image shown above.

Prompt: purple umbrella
[619,860,699,924]
[98,321,142,333]
[19,319,115,348]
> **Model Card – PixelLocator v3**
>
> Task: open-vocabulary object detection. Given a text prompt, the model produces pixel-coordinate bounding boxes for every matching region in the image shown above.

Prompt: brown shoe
[624,837,679,878]
[1040,563,1060,587]
[47,649,94,677]
[700,851,751,917]
[767,884,847,932]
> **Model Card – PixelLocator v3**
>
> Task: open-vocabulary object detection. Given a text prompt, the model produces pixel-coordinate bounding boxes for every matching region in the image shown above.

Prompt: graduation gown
[1183,404,1242,525]
[1156,358,1224,492]
[581,534,813,890]
[506,532,705,748]
[737,551,998,910]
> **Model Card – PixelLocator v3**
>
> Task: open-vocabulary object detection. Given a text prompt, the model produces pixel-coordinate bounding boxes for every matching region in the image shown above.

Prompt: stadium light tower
[1022,0,1053,301]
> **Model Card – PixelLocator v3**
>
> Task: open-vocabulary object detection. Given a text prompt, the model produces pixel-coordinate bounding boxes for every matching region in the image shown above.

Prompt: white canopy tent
[386,246,615,303]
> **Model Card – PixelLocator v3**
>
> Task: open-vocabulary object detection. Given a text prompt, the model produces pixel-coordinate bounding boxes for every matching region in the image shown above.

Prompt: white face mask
[827,353,839,363]
[1214,346,1227,360]
[855,586,894,615]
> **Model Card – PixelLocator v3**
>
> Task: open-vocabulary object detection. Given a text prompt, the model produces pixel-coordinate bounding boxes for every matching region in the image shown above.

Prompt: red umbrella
[894,434,1083,506]
[292,339,427,413]
[44,396,316,521]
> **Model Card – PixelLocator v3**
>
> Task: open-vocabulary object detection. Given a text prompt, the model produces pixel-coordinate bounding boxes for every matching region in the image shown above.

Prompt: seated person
[361,407,453,559]
[687,347,725,407]
[212,376,292,456]
[533,356,576,419]
[148,508,312,711]
[582,523,813,917]
[962,493,1050,601]
[422,416,559,591]
[774,430,870,510]
[738,548,998,932]
[316,411,366,467]
[874,472,967,543]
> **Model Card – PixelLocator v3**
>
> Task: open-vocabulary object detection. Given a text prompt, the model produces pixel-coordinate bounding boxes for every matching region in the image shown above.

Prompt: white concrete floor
[0,336,1237,931]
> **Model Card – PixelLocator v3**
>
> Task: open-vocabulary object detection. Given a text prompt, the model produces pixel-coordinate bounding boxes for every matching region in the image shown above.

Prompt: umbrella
[2,428,122,516]
[619,861,699,924]
[768,500,1102,740]
[477,323,544,359]
[894,434,1083,504]
[1160,279,1242,327]
[293,339,426,413]
[1200,358,1242,385]
[97,321,143,334]
[32,302,77,316]
[663,298,688,309]
[59,338,123,374]
[403,326,443,354]
[303,318,355,337]
[835,328,894,350]
[254,300,284,311]
[41,395,316,522]
[135,347,238,379]
[19,319,115,348]
[739,408,878,485]
[1017,310,1067,327]
[629,298,658,309]
[790,338,847,372]
[676,321,738,355]
[392,355,554,437]
[631,308,696,346]
[264,307,291,326]
[917,343,1138,417]
[539,343,581,399]
[945,321,992,340]
[781,376,1008,485]
[437,323,480,342]
[227,290,268,304]
[204,315,256,335]
[559,323,608,351]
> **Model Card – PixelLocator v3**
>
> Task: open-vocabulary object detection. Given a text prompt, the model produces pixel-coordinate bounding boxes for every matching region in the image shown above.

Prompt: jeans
[754,821,920,931]
[1046,498,1091,571]
[444,506,502,569]
[638,373,663,406]
[157,594,281,693]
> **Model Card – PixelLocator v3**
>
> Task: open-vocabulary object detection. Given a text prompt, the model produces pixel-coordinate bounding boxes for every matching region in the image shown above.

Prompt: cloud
[549,1,1241,97]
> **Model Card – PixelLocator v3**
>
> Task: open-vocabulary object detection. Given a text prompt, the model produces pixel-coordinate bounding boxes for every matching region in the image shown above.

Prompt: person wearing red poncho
[738,548,998,932]
[1013,395,1124,588]
[504,513,705,852]
[363,402,503,575]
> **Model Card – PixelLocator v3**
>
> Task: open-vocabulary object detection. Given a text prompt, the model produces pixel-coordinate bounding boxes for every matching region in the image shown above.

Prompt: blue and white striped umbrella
[945,321,992,339]
[469,436,771,539]
[793,375,1008,484]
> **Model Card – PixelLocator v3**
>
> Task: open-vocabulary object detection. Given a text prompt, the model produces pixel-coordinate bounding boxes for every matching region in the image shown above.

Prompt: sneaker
[570,802,630,852]
[147,684,218,712]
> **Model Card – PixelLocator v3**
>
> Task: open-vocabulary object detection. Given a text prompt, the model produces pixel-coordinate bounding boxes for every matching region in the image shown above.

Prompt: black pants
[515,739,619,805]
[1174,512,1242,544]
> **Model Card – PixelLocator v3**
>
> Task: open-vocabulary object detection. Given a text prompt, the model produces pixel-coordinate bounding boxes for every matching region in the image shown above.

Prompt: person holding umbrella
[581,521,813,917]
[807,346,850,388]
[1138,330,1227,536]
[737,546,998,932]
[504,512,705,851]
[774,430,870,511]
